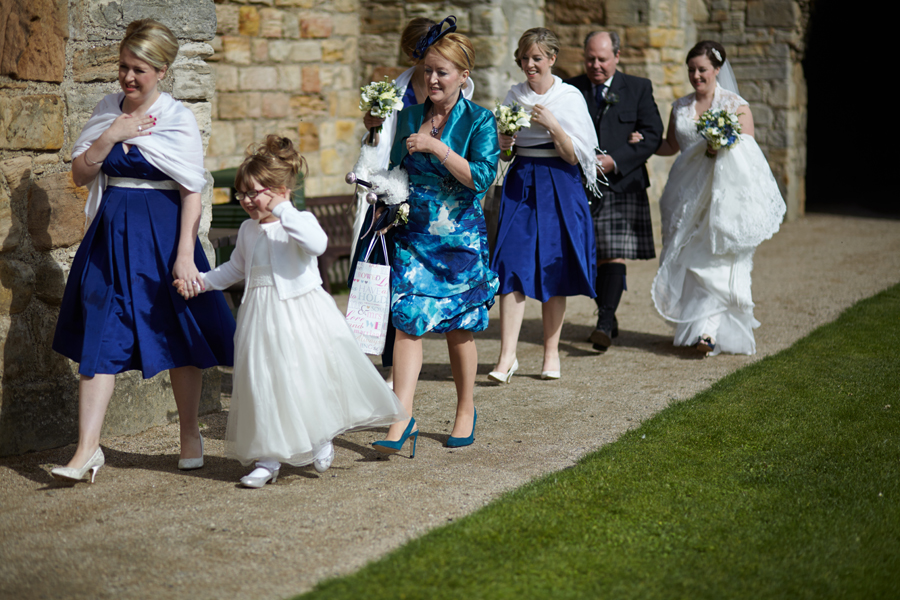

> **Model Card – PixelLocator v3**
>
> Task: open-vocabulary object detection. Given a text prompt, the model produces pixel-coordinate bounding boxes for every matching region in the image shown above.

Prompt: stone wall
[0,0,221,456]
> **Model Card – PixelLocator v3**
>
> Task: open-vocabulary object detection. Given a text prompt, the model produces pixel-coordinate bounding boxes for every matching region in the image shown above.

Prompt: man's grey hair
[584,31,621,55]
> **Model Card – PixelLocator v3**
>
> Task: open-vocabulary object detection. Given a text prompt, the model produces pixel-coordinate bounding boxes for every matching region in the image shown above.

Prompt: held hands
[172,257,204,300]
[628,131,644,144]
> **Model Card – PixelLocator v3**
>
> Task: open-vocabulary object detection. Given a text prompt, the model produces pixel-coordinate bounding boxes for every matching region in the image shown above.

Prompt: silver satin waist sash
[248,265,275,289]
[516,147,560,158]
[107,177,179,190]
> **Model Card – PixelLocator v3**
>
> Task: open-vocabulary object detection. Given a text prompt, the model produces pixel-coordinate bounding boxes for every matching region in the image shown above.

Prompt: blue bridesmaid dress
[491,143,597,302]
[53,143,235,378]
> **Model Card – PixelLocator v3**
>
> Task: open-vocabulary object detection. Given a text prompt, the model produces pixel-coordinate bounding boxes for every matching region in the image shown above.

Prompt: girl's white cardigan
[202,203,328,301]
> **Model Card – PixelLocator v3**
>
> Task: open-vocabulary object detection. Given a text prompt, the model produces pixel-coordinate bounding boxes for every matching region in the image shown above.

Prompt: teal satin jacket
[389,96,500,199]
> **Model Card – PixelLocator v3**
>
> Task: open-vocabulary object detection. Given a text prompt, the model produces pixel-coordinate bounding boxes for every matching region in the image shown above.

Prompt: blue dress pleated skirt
[390,151,498,336]
[53,144,235,378]
[491,145,597,302]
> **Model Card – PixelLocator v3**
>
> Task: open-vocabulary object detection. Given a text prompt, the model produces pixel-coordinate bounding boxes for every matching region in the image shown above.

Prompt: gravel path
[2,214,899,600]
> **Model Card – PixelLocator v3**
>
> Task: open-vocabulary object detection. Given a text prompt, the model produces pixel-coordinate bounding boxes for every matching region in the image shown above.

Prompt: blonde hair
[120,19,178,73]
[426,32,475,72]
[235,135,307,194]
[400,18,437,58]
[514,28,560,66]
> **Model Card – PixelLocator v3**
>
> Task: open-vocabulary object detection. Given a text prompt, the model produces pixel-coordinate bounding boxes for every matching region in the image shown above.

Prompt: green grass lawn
[297,284,900,600]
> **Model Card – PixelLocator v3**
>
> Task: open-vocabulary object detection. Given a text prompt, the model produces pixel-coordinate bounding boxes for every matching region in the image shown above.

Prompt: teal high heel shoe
[372,418,418,458]
[447,409,477,448]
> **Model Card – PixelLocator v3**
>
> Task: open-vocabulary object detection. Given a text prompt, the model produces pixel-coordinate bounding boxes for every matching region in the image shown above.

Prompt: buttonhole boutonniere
[602,92,620,117]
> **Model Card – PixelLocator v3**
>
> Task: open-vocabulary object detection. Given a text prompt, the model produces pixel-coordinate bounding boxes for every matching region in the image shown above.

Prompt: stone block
[215,64,239,92]
[117,2,217,41]
[0,258,34,315]
[217,4,240,36]
[662,63,683,85]
[768,80,790,108]
[624,26,650,49]
[222,36,252,65]
[335,120,358,143]
[732,60,788,80]
[27,172,87,251]
[298,121,320,152]
[183,101,212,153]
[471,36,508,68]
[552,0,604,25]
[301,16,334,39]
[740,80,763,103]
[239,6,261,37]
[371,66,407,85]
[323,38,357,64]
[172,58,216,100]
[277,65,303,91]
[332,0,357,12]
[218,93,263,119]
[0,0,67,83]
[262,93,291,118]
[239,66,280,91]
[358,35,397,65]
[208,36,223,61]
[179,42,215,60]
[0,187,22,253]
[283,14,301,40]
[73,45,118,82]
[319,148,342,175]
[208,121,237,157]
[234,121,256,152]
[321,65,354,90]
[747,0,800,28]
[260,8,285,38]
[0,95,64,151]
[361,5,403,34]
[332,14,358,37]
[753,104,773,127]
[336,90,362,117]
[252,39,270,63]
[34,257,68,306]
[1,156,32,206]
[269,40,323,63]
[302,66,322,93]
[291,95,328,117]
[276,0,315,6]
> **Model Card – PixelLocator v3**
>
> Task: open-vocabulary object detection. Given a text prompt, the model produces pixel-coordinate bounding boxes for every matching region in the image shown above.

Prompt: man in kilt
[566,31,664,351]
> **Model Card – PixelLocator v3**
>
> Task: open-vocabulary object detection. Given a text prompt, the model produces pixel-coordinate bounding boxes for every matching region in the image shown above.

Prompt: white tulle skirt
[225,266,405,466]
[652,136,783,356]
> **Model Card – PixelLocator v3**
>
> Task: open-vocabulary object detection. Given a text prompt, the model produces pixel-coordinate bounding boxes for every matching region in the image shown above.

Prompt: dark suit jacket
[565,72,663,194]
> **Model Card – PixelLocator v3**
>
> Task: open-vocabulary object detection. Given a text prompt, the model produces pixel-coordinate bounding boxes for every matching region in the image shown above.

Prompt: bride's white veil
[717,59,740,95]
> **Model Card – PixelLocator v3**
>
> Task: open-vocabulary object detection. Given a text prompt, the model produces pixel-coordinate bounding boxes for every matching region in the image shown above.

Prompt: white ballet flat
[240,467,279,488]
[51,447,105,484]
[178,435,204,471]
[313,442,335,473]
[488,358,519,384]
[540,370,561,380]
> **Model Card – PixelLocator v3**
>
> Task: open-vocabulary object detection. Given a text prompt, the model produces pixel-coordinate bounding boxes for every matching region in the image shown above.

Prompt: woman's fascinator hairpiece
[412,15,458,60]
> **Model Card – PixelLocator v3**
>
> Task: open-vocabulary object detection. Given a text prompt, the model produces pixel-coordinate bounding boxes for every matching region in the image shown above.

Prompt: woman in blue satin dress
[50,20,235,484]
[370,25,500,455]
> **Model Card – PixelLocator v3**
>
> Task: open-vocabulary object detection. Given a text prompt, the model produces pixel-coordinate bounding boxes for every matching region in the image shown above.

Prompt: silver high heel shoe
[51,447,105,484]
[488,358,519,384]
[240,466,280,488]
[178,435,204,470]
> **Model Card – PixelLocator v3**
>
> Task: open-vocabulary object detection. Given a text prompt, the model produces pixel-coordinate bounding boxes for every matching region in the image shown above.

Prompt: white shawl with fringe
[502,76,600,197]
[72,92,206,222]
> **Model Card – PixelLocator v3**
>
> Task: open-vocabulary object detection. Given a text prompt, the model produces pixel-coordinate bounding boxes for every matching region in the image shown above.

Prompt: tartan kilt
[590,189,656,260]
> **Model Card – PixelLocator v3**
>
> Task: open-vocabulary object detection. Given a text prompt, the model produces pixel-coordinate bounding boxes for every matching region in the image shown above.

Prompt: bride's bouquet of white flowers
[494,101,531,156]
[360,77,405,142]
[696,108,742,158]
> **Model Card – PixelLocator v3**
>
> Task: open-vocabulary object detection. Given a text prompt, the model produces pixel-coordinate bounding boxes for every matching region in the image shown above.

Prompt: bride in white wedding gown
[651,41,785,355]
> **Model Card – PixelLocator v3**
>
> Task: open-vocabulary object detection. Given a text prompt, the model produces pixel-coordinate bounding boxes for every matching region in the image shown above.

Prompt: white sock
[314,442,334,461]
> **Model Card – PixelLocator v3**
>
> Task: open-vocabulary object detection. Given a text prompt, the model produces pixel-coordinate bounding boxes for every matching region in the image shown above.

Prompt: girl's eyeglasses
[235,188,270,202]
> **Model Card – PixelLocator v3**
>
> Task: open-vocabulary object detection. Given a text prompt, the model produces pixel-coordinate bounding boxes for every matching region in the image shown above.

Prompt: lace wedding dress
[652,85,785,355]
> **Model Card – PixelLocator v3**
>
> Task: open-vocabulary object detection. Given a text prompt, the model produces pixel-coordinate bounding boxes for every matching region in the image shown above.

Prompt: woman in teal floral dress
[371,22,500,455]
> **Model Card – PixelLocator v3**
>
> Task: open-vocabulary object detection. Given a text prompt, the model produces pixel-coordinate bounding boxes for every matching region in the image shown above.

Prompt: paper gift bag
[345,233,391,355]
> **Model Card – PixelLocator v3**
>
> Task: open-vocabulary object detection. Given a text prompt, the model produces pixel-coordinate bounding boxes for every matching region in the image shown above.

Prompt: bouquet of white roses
[696,108,742,157]
[494,101,531,156]
[359,77,405,139]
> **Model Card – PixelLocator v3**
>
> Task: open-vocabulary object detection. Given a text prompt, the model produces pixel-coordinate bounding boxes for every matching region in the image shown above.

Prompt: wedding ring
[138,126,143,132]
[192,281,200,288]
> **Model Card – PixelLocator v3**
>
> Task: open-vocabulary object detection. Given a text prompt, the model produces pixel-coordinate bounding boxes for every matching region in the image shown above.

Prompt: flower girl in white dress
[176,136,405,487]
